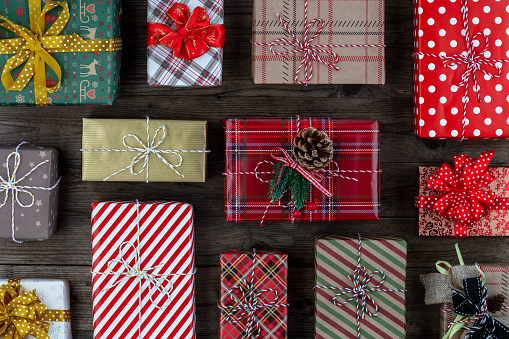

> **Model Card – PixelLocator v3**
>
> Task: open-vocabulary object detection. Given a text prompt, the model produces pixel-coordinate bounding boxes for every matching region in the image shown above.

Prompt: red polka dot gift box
[416,151,509,237]
[413,0,509,139]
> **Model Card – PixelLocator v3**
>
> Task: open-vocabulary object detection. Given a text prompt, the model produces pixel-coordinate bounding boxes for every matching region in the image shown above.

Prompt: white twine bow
[252,0,385,85]
[92,200,196,339]
[414,0,509,140]
[81,117,210,183]
[0,142,60,243]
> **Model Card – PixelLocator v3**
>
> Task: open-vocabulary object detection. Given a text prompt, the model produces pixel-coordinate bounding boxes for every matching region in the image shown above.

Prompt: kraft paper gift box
[0,278,72,339]
[413,0,509,139]
[92,201,196,339]
[0,143,59,241]
[81,118,208,182]
[147,0,225,86]
[251,0,385,85]
[224,117,381,223]
[416,151,509,237]
[314,235,407,339]
[218,250,288,339]
[0,0,122,106]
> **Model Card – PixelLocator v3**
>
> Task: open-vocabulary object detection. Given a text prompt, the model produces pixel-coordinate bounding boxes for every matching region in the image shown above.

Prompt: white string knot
[0,142,60,243]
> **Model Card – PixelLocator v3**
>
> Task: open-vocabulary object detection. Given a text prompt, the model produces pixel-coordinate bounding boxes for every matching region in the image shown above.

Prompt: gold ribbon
[0,279,71,339]
[0,0,122,106]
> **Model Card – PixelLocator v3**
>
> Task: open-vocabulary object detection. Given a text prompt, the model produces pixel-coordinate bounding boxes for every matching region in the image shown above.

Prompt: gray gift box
[0,143,59,241]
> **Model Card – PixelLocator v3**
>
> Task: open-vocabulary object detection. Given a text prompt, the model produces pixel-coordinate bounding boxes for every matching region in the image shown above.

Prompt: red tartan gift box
[413,0,509,139]
[224,117,381,223]
[218,250,288,339]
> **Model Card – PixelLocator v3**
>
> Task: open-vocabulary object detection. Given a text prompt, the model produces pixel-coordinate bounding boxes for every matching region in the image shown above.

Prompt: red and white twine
[252,0,385,85]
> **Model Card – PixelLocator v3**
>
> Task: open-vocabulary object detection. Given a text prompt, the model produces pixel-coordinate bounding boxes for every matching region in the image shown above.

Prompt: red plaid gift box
[413,0,509,139]
[218,250,288,339]
[224,117,381,223]
[92,201,196,339]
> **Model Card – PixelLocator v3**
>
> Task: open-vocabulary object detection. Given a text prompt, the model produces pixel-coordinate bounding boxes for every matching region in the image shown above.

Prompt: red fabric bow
[147,4,225,61]
[416,151,509,237]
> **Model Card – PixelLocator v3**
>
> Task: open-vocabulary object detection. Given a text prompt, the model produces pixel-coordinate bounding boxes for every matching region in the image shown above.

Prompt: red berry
[293,210,303,218]
[308,202,317,211]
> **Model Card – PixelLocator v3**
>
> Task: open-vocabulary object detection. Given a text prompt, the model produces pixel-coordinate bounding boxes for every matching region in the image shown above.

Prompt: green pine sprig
[268,162,311,211]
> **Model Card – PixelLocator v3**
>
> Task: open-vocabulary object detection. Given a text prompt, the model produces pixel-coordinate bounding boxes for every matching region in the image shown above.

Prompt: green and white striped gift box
[314,235,407,339]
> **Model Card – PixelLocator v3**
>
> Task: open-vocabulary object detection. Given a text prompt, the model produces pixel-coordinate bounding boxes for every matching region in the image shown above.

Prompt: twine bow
[413,0,509,140]
[0,279,71,339]
[252,0,385,85]
[92,200,196,339]
[415,150,509,238]
[0,0,122,106]
[315,235,406,339]
[147,3,225,61]
[218,250,288,339]
[0,142,60,243]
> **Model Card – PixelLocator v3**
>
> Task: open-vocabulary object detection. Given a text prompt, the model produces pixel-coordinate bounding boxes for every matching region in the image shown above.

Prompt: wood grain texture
[0,0,506,337]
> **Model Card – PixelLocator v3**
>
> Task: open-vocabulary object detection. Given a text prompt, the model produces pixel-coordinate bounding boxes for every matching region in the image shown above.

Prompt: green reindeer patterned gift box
[0,0,122,106]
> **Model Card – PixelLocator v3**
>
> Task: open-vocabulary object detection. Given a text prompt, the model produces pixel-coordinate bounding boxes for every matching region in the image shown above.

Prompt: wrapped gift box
[224,117,380,223]
[0,143,59,241]
[92,201,196,339]
[0,0,122,106]
[413,0,509,139]
[219,250,288,339]
[315,235,407,339]
[0,278,72,339]
[82,118,208,182]
[252,0,385,84]
[147,0,224,86]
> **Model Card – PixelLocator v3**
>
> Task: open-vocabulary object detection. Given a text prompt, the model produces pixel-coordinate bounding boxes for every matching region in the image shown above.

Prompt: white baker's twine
[92,200,196,339]
[80,117,210,183]
[252,0,385,85]
[0,142,60,243]
[413,0,509,140]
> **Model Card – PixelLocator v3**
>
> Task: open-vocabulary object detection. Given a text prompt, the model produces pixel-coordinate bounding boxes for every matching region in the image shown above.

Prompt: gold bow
[0,279,71,339]
[0,0,122,106]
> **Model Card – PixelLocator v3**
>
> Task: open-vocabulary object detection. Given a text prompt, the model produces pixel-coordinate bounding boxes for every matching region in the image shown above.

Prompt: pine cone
[293,127,333,171]
[487,294,506,313]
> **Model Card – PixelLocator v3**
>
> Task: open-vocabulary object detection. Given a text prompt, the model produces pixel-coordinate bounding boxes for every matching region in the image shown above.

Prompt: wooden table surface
[2,0,509,337]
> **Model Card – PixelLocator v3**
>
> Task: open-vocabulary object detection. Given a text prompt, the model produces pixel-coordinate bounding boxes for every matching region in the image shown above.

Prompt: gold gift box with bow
[81,118,208,182]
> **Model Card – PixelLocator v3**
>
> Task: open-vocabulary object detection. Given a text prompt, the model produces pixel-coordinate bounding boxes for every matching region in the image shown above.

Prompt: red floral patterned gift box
[416,151,509,237]
[413,0,509,139]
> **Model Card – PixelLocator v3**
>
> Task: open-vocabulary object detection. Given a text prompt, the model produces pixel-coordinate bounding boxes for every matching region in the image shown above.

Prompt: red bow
[416,151,509,237]
[147,4,225,61]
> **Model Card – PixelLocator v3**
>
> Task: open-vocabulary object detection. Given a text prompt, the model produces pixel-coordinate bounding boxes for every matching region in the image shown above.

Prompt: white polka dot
[439,29,446,36]
[429,108,436,115]
[472,17,479,25]
[440,97,447,104]
[485,118,492,125]
[484,51,491,58]
[428,85,436,93]
[496,62,502,69]
[419,97,424,104]
[428,40,435,48]
[419,74,424,82]
[473,39,480,47]
[451,85,458,92]
[419,119,425,126]
[496,39,503,47]
[451,107,458,115]
[451,130,458,137]
[496,84,503,91]
[451,64,458,70]
[450,40,457,48]
[495,17,502,24]
[473,129,481,136]
[484,6,491,13]
[484,28,491,35]
[450,18,457,25]
[429,130,436,137]
[418,30,423,37]
[418,7,423,14]
[439,6,446,13]
[428,63,435,70]
[485,96,492,103]
[439,74,447,81]
[440,119,447,126]
[506,4,509,12]
[473,107,481,114]
[428,18,435,25]
[496,106,503,113]
[496,129,503,136]
[506,117,509,124]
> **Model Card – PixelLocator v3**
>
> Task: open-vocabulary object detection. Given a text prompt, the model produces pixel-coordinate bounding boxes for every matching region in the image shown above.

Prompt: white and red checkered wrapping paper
[147,0,224,86]
[91,201,196,339]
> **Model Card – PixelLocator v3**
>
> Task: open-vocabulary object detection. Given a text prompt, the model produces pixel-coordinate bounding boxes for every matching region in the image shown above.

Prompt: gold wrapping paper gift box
[82,118,208,182]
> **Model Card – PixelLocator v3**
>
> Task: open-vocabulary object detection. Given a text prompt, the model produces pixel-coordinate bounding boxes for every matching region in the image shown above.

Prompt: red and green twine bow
[416,150,509,237]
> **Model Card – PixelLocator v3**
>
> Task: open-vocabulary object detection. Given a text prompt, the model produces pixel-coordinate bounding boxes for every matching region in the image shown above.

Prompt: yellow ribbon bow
[0,0,122,106]
[0,279,70,339]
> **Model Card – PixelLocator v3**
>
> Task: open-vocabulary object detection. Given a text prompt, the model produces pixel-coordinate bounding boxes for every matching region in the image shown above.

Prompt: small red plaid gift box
[92,201,196,339]
[413,0,509,139]
[218,250,288,339]
[224,117,381,224]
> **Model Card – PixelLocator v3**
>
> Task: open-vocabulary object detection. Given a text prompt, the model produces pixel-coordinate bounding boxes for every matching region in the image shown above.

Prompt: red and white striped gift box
[91,201,196,339]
